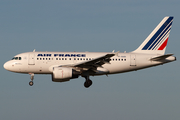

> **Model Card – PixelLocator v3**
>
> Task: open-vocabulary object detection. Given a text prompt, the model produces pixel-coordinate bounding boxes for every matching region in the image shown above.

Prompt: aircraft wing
[60,53,117,70]
[73,53,114,68]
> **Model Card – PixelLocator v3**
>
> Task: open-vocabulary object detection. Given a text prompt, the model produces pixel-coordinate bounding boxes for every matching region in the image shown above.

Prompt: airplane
[3,16,176,88]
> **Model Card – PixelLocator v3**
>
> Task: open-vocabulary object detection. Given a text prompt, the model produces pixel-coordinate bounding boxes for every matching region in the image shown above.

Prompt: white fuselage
[4,51,175,75]
[3,16,176,88]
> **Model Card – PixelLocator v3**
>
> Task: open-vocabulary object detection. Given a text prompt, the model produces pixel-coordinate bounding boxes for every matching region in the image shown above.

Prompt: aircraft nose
[3,61,11,71]
[4,62,8,70]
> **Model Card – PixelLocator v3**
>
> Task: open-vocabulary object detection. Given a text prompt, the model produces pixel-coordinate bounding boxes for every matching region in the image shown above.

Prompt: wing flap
[73,53,115,68]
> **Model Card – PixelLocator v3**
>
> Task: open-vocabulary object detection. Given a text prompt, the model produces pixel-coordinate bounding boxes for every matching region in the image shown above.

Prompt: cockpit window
[12,57,18,60]
[12,57,22,60]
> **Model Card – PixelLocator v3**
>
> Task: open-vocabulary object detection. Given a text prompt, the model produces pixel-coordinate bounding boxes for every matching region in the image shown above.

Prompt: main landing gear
[84,76,92,88]
[29,73,34,86]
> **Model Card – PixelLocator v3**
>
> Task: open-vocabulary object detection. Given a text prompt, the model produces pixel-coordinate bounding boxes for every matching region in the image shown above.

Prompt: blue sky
[0,0,180,120]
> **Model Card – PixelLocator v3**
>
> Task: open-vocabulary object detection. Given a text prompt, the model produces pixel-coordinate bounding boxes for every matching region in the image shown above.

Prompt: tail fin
[133,16,173,55]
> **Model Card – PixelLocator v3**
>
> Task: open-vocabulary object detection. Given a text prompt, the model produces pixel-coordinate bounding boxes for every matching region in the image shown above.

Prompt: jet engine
[52,67,80,82]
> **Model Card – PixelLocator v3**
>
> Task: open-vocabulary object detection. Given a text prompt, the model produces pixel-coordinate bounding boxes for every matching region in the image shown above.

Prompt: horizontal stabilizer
[150,54,173,61]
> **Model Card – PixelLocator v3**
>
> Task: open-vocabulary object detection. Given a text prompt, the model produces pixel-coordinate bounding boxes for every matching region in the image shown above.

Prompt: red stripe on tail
[158,38,169,50]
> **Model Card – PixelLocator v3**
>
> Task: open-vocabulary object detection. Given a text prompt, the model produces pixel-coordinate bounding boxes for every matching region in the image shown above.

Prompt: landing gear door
[28,54,35,65]
[130,54,136,66]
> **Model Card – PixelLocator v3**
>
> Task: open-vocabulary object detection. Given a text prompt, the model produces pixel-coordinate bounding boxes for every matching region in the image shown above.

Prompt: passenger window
[37,58,39,60]
[69,58,71,60]
[56,58,58,60]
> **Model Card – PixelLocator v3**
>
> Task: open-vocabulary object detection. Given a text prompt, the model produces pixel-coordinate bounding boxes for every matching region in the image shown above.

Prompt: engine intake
[52,67,80,82]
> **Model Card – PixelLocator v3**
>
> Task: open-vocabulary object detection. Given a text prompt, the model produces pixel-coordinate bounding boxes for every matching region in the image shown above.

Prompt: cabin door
[28,54,35,65]
[130,55,136,66]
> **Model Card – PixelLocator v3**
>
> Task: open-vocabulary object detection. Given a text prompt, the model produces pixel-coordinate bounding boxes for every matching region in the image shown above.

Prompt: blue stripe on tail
[142,17,173,50]
[149,22,172,50]
[151,28,171,50]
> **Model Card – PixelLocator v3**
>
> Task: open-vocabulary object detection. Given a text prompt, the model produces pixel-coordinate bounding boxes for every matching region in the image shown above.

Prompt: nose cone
[3,61,13,71]
[4,61,22,73]
[4,62,10,70]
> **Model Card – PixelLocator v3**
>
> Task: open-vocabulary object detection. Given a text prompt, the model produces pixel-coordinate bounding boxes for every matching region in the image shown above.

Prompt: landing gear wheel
[29,81,34,86]
[29,73,34,86]
[84,80,92,88]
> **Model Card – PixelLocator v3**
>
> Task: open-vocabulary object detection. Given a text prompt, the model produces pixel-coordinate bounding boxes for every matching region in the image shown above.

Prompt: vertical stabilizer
[133,16,173,55]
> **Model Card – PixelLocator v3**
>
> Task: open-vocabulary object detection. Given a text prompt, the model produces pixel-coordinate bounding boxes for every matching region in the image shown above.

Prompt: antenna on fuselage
[33,49,36,52]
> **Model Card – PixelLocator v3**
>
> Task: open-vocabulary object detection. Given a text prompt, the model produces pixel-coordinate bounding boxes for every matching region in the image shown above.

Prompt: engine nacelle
[52,67,79,82]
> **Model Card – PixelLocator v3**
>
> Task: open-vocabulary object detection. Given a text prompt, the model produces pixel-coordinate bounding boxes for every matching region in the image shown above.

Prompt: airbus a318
[4,16,176,88]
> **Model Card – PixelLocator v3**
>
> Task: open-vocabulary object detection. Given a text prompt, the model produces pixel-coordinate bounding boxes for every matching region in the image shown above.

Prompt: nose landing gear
[29,73,34,86]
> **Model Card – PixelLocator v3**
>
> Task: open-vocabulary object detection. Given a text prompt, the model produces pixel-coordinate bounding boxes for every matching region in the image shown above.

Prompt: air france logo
[37,54,86,57]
